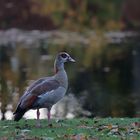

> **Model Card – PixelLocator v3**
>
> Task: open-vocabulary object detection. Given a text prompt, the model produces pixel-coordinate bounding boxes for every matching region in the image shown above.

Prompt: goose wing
[15,77,60,111]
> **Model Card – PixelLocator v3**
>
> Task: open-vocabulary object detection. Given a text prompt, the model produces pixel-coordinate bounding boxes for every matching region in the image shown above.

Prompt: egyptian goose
[13,52,75,127]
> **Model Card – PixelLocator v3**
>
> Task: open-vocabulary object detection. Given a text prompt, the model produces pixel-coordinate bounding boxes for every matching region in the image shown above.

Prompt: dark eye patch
[61,53,67,58]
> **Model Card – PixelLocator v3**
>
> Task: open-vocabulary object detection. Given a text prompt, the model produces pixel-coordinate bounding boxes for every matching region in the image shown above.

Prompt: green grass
[0,118,140,140]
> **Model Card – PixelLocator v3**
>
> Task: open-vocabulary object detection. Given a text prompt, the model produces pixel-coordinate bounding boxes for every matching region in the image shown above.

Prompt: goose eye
[61,53,67,58]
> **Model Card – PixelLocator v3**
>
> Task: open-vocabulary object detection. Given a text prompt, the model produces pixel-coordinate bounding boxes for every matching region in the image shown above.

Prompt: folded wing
[15,77,60,111]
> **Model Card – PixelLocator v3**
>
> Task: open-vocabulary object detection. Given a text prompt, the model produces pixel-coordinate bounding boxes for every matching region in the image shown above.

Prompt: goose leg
[36,109,41,127]
[47,109,51,125]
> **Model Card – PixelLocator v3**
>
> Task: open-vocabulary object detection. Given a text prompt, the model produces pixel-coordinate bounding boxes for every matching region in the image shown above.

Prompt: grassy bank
[0,118,139,140]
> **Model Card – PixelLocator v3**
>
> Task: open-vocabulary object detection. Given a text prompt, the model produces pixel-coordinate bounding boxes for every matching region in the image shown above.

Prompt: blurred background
[0,0,140,120]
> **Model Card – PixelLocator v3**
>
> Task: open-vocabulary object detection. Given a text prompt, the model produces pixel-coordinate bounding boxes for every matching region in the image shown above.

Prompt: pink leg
[47,109,51,124]
[36,109,41,127]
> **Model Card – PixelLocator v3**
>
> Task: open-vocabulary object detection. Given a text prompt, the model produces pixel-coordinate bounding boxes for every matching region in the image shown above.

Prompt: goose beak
[68,56,76,62]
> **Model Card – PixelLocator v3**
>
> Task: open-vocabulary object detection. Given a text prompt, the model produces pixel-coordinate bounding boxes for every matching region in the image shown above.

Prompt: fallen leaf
[3,126,9,129]
[78,125,93,129]
[131,122,140,128]
[21,129,31,133]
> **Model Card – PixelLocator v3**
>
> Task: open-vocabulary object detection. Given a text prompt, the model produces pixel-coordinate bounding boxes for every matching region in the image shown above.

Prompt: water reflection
[0,29,140,119]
